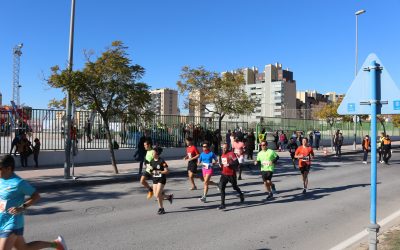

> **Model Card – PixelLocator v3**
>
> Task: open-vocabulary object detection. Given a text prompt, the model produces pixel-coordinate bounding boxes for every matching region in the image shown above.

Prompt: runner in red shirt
[294,138,315,194]
[184,137,201,190]
[218,143,244,210]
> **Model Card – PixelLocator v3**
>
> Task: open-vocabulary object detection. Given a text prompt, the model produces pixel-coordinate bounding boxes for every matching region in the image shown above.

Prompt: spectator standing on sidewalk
[382,134,392,165]
[134,131,152,175]
[16,134,31,168]
[378,132,385,163]
[245,131,256,160]
[85,118,92,143]
[9,134,20,156]
[362,135,371,164]
[32,138,40,169]
[314,130,321,150]
[0,155,68,250]
[308,131,314,148]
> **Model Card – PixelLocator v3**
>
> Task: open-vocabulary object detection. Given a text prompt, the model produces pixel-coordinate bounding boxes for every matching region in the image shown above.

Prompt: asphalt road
[22,152,400,250]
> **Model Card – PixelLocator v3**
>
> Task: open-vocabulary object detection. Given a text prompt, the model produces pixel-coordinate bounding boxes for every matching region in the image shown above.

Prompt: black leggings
[219,175,243,205]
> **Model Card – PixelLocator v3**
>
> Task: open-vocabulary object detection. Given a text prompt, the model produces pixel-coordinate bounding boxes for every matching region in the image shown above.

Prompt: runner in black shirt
[150,147,173,215]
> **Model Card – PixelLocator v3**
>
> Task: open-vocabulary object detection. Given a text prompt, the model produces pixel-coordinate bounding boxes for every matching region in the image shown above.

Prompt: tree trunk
[103,117,119,174]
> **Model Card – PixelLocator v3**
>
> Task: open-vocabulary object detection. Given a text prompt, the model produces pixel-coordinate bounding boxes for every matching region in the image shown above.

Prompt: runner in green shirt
[140,140,155,199]
[254,140,279,200]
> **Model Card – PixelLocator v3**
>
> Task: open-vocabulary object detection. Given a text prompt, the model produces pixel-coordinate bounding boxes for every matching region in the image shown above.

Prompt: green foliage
[47,41,151,173]
[177,66,257,119]
[393,115,400,128]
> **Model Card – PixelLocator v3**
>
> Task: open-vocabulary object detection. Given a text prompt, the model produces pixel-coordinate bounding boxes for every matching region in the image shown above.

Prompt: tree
[392,115,400,128]
[177,66,256,140]
[48,98,66,109]
[47,41,151,173]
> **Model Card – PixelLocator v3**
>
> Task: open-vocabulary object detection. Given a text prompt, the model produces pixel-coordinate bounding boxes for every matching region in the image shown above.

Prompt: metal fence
[1,108,399,154]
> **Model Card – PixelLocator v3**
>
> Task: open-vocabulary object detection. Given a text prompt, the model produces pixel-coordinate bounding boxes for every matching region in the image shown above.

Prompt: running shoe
[266,193,273,200]
[239,193,245,203]
[302,188,307,194]
[199,196,206,203]
[147,191,154,199]
[238,176,243,180]
[362,161,367,164]
[168,194,174,204]
[189,186,197,190]
[217,205,226,210]
[54,235,68,250]
[157,208,165,215]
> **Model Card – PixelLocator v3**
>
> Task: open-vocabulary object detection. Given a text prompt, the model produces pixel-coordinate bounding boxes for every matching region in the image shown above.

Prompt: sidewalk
[15,142,400,191]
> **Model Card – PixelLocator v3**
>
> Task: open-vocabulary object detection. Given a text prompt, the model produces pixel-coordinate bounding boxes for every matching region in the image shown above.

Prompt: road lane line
[330,209,400,250]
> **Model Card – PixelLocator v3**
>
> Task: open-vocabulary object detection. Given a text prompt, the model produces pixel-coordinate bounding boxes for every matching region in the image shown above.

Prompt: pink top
[232,141,245,156]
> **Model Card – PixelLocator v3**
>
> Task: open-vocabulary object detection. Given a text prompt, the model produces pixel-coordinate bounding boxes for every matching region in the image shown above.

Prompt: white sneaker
[55,235,68,250]
[199,196,206,202]
[362,161,367,164]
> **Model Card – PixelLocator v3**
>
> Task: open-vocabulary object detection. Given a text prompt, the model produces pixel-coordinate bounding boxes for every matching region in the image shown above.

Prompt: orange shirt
[295,146,314,168]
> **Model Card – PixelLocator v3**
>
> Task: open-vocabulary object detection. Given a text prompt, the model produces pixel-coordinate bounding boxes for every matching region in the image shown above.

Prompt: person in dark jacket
[32,138,41,168]
[382,134,392,165]
[134,131,152,174]
[245,131,256,160]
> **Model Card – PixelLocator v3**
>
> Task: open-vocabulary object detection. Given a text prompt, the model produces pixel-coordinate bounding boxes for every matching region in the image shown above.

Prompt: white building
[149,88,179,115]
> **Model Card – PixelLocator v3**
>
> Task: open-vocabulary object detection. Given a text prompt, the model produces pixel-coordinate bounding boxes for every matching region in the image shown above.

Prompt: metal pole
[366,60,380,250]
[353,14,359,151]
[64,0,76,179]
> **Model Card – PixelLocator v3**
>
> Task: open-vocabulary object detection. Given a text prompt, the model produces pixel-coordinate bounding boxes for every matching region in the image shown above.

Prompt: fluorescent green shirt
[257,149,278,172]
[145,150,155,173]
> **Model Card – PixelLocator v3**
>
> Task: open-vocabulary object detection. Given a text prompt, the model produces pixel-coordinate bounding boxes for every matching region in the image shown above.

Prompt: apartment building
[242,63,297,119]
[150,88,179,116]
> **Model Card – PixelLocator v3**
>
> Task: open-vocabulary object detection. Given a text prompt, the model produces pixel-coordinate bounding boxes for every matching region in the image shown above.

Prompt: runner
[150,147,173,215]
[198,143,219,202]
[254,140,279,200]
[140,140,155,199]
[184,137,200,190]
[218,143,245,210]
[232,137,245,180]
[294,138,315,194]
[0,155,68,250]
[287,138,298,169]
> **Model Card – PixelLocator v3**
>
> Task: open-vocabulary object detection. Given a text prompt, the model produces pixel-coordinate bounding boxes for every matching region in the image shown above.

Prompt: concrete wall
[12,147,188,168]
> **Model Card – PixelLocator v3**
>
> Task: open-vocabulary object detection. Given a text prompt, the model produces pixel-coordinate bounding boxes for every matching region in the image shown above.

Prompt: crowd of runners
[136,128,319,215]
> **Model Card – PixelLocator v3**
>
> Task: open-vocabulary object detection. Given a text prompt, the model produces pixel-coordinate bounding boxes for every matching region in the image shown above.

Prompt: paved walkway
[14,142,399,191]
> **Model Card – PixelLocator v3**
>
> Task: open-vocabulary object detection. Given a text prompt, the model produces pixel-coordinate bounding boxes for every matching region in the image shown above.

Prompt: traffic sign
[338,53,400,115]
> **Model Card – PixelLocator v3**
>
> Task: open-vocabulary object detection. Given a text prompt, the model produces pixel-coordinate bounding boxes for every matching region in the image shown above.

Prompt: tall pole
[366,60,381,250]
[354,9,366,150]
[64,0,76,179]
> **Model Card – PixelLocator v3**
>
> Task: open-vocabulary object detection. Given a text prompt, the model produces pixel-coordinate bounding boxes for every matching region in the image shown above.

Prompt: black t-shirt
[150,158,168,178]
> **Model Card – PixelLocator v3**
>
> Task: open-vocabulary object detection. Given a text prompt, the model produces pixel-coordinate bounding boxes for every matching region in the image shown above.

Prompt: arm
[8,191,40,215]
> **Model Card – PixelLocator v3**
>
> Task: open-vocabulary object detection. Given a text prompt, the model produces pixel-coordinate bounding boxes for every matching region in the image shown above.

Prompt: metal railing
[1,108,399,154]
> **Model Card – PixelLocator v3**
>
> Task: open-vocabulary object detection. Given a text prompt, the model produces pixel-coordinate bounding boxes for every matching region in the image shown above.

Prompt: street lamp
[64,0,76,179]
[353,9,366,151]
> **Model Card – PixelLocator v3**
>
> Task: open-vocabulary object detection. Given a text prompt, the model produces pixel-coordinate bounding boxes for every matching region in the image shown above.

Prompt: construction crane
[12,43,23,107]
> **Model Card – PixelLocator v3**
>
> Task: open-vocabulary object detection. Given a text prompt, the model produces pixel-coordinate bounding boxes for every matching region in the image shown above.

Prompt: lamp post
[326,118,334,152]
[64,0,76,179]
[353,9,366,150]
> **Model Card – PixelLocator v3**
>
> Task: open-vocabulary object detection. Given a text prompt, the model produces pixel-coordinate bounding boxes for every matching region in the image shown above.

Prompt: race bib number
[0,200,7,213]
[187,153,192,158]
[262,161,272,166]
[202,163,211,169]
[302,156,310,161]
[153,171,162,178]
[221,158,228,165]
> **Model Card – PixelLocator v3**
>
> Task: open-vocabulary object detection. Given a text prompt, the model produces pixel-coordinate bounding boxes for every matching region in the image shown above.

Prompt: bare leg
[140,175,151,191]
[188,171,196,189]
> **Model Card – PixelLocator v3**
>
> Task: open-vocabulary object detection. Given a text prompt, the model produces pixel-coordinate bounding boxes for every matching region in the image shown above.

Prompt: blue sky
[1,0,399,110]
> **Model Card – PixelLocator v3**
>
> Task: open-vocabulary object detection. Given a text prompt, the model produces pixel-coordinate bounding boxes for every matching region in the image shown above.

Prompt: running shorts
[261,171,273,181]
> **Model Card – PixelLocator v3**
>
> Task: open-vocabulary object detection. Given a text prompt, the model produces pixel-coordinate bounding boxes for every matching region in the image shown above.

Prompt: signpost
[338,53,400,250]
